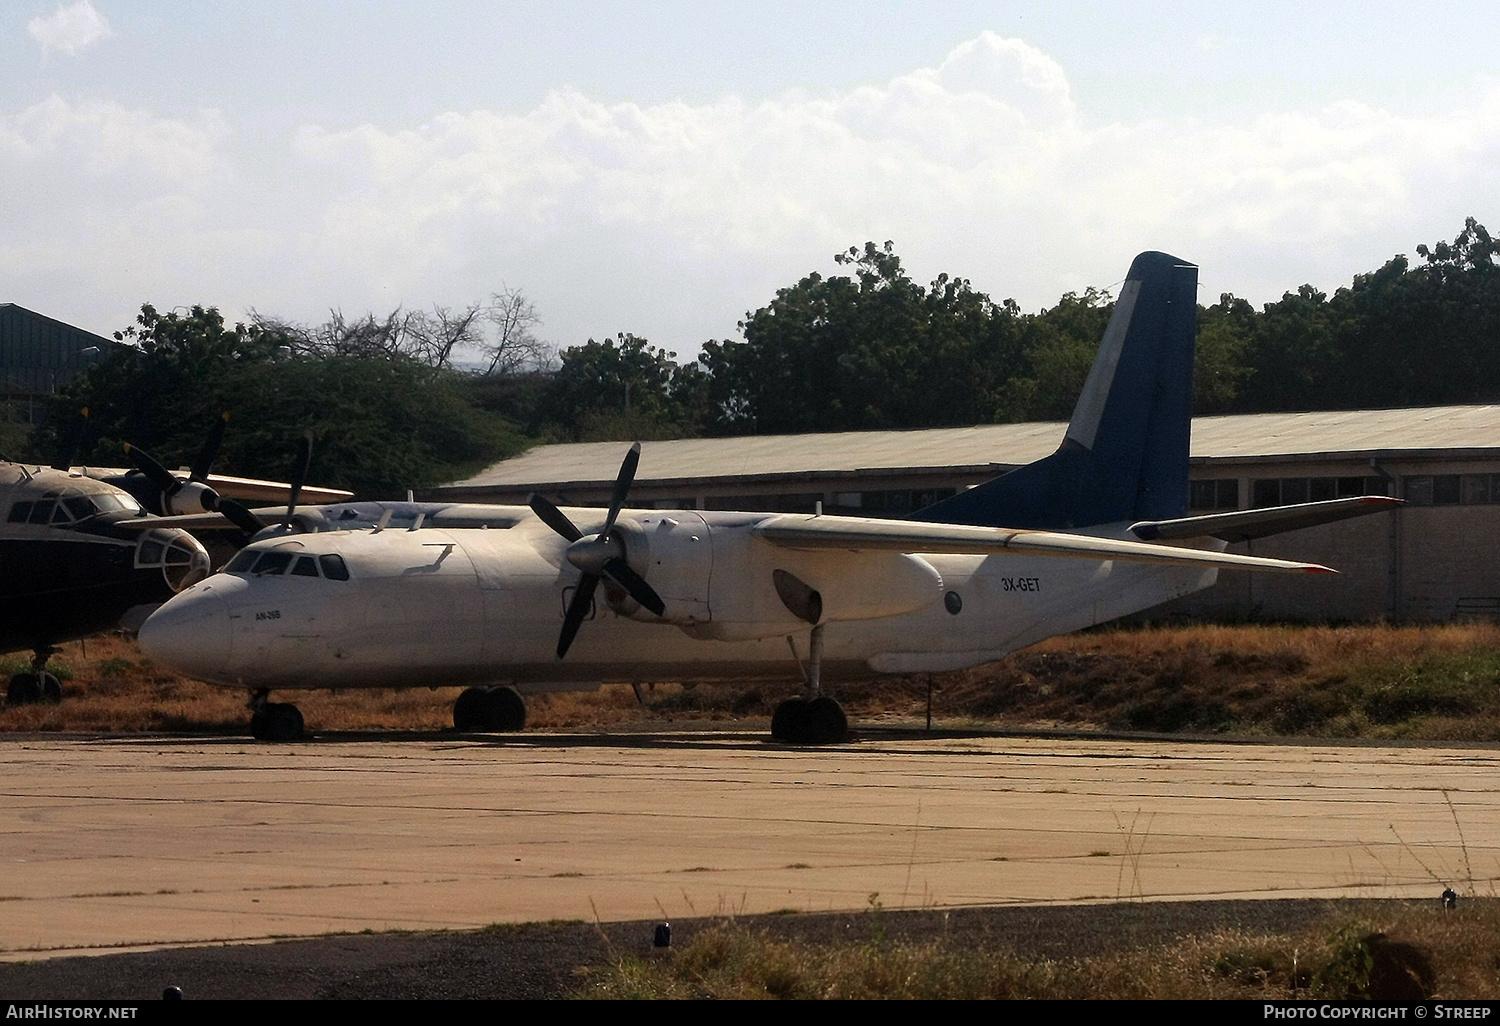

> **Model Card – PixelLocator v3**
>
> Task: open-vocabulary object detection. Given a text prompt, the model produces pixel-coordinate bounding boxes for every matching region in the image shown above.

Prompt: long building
[430,406,1500,623]
[0,304,116,420]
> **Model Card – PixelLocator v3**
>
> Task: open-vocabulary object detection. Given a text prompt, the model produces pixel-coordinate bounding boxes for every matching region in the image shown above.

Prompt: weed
[12,623,1500,740]
[577,902,1477,999]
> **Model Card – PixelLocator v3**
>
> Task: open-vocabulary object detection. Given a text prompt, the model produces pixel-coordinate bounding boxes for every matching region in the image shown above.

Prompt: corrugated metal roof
[0,304,116,394]
[442,405,1500,491]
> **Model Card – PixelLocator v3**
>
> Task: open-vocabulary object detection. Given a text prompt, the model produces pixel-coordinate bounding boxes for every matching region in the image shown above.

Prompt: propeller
[528,442,665,658]
[50,407,89,471]
[123,414,266,537]
[280,433,312,529]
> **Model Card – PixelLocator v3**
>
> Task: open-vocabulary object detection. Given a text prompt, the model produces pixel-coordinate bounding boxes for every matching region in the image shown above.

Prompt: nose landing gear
[6,647,63,706]
[249,690,304,741]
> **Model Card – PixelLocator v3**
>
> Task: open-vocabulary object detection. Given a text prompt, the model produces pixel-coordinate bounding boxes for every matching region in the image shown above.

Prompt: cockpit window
[319,554,350,581]
[27,500,54,525]
[63,496,99,520]
[93,492,142,515]
[290,555,320,577]
[8,501,32,523]
[224,549,259,574]
[251,551,295,576]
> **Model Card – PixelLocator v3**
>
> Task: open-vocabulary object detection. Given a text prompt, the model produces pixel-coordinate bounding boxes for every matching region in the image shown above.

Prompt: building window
[1404,474,1500,506]
[1189,479,1239,510]
[1251,476,1391,508]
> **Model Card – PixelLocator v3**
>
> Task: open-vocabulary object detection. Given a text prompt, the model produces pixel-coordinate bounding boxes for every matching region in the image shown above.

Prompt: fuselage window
[291,555,320,578]
[252,551,295,576]
[8,501,32,523]
[319,553,350,581]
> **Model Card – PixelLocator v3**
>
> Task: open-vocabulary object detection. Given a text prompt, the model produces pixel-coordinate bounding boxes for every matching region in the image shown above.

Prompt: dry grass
[578,900,1500,999]
[6,621,1500,739]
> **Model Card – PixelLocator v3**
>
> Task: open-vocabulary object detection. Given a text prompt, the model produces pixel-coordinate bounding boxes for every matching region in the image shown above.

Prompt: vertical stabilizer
[913,251,1197,529]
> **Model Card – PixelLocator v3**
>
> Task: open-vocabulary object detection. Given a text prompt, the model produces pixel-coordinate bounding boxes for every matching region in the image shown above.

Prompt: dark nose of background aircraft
[138,580,232,681]
[135,528,212,592]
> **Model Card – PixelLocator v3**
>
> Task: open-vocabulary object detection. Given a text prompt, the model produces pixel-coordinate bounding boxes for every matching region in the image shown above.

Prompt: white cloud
[3,33,1499,347]
[27,1,112,57]
[281,33,1499,330]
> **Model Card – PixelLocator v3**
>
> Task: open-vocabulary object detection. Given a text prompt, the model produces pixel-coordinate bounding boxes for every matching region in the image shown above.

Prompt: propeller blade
[282,433,312,526]
[50,408,89,471]
[527,492,583,542]
[603,557,665,617]
[557,574,600,658]
[123,442,183,508]
[554,443,651,656]
[189,412,229,482]
[601,442,641,535]
[214,496,267,538]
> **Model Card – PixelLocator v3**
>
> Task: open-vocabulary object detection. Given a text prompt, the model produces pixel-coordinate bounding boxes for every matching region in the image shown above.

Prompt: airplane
[138,251,1401,743]
[0,416,351,705]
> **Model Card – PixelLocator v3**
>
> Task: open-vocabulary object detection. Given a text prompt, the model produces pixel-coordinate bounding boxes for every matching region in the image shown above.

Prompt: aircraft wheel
[771,697,809,743]
[806,696,848,744]
[483,686,526,732]
[453,687,489,731]
[772,696,847,744]
[39,672,62,704]
[6,673,42,706]
[251,702,304,742]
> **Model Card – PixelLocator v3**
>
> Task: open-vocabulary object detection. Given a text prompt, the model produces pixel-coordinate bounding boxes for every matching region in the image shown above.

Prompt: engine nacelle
[603,514,711,626]
[594,511,945,642]
[166,481,221,517]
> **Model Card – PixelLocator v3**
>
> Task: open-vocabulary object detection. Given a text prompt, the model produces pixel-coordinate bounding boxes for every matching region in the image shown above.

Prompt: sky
[2,1,1497,361]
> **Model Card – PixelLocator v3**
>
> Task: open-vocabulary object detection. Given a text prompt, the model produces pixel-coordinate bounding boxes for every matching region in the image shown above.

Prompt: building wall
[0,306,114,420]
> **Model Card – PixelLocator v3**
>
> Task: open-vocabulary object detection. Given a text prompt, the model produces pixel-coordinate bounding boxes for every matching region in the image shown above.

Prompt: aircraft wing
[74,467,353,504]
[201,473,353,504]
[752,513,1334,574]
[113,511,246,532]
[1129,495,1402,543]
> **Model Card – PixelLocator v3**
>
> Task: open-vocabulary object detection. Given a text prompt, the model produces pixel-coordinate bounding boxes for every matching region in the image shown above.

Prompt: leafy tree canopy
[44,303,525,497]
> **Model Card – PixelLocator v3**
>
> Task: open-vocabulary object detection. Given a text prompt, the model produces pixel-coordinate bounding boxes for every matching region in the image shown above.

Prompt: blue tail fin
[912,251,1197,529]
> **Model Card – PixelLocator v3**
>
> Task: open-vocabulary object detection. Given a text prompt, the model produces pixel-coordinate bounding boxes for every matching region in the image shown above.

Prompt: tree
[703,241,1026,434]
[49,302,525,497]
[1194,294,1255,414]
[543,333,699,441]
[481,287,549,377]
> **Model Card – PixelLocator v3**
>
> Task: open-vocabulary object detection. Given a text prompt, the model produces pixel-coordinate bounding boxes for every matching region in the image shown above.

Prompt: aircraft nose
[139,582,231,681]
[135,528,212,593]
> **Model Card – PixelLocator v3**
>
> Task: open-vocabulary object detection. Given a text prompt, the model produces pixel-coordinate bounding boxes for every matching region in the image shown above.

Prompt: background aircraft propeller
[528,442,665,658]
[280,433,312,529]
[123,414,266,537]
[49,408,89,472]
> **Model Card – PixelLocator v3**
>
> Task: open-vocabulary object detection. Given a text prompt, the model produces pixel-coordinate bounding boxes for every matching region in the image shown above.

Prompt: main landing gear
[249,690,304,742]
[7,647,63,706]
[771,624,849,745]
[453,685,526,732]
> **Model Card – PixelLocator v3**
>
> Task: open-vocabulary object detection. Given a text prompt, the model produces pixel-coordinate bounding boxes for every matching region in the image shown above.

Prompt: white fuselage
[139,506,1218,693]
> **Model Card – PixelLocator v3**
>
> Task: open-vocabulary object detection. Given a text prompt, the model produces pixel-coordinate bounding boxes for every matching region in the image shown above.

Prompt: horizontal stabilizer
[1130,495,1402,543]
[755,513,1334,574]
